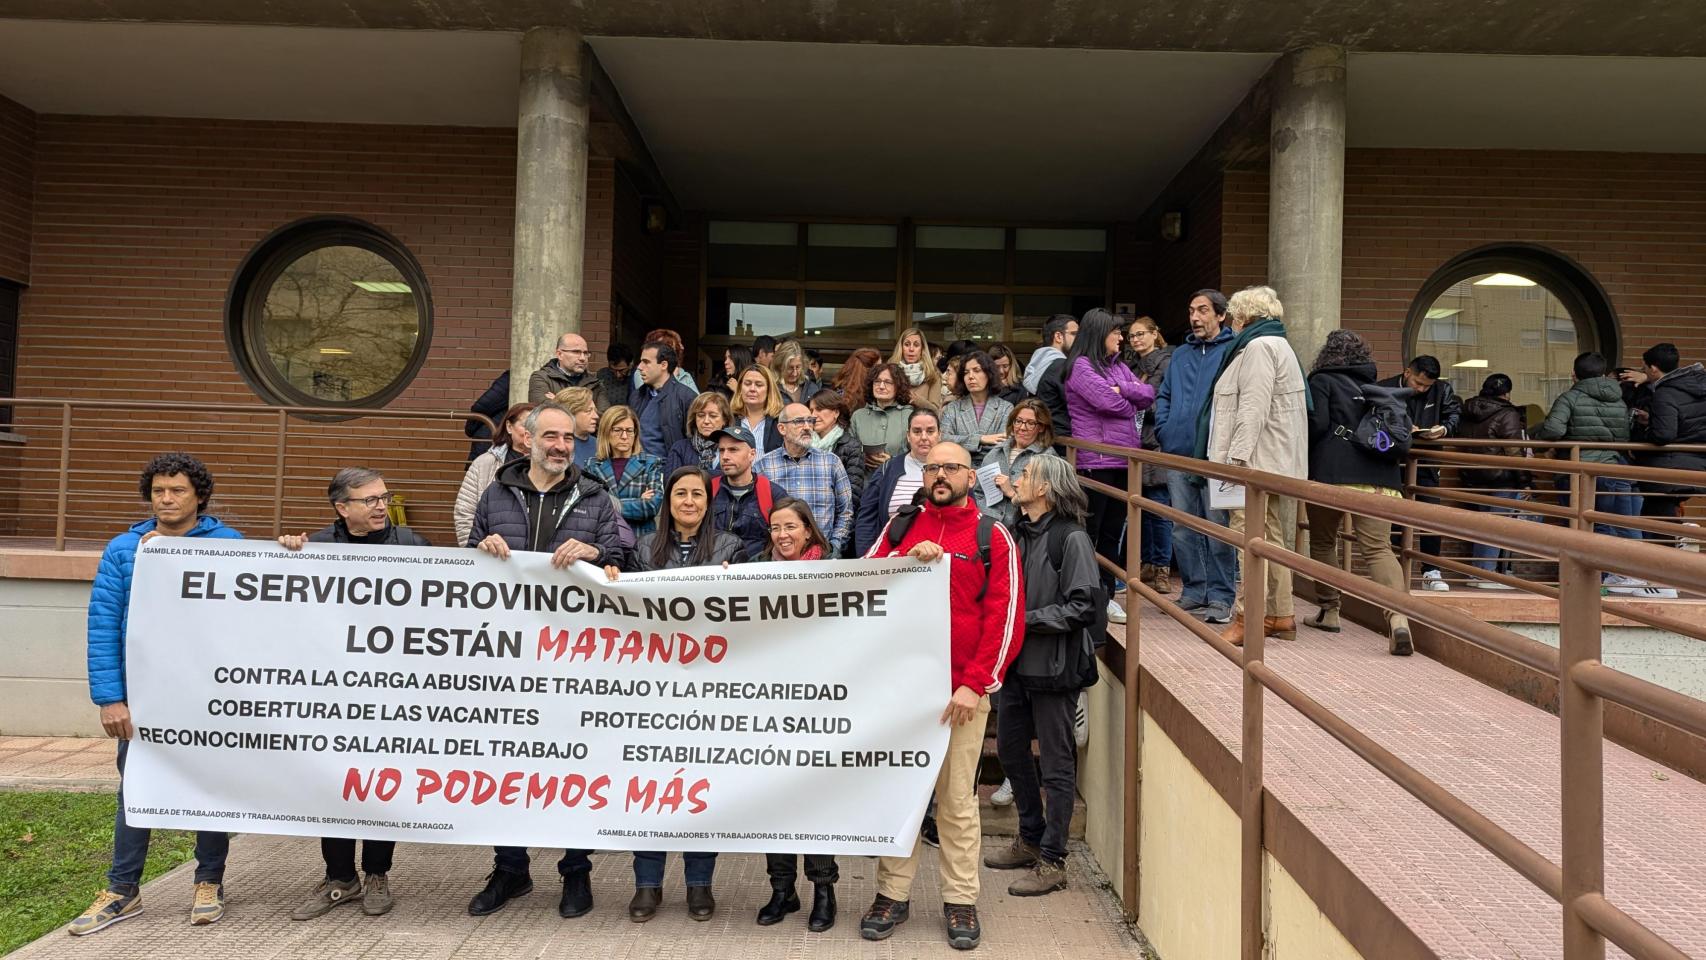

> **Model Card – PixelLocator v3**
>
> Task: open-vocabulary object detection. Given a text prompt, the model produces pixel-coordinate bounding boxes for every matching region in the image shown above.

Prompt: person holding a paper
[1197,285,1309,646]
[975,399,1055,529]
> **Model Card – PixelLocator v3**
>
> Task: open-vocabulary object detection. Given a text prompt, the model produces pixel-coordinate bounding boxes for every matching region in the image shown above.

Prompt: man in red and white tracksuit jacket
[858,441,1024,951]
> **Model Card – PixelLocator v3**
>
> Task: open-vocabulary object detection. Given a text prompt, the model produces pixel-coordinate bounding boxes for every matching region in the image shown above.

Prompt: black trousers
[322,837,394,882]
[765,853,838,887]
[1080,467,1128,594]
[996,679,1078,866]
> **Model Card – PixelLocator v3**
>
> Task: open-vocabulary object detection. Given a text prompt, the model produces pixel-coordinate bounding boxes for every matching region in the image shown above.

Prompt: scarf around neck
[1190,316,1313,465]
[811,424,844,451]
[899,361,928,387]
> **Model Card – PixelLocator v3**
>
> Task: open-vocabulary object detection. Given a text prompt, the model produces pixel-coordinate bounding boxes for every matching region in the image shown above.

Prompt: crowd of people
[75,294,1703,948]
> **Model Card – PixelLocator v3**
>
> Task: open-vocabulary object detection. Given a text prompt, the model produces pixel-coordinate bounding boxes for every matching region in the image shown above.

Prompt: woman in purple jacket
[1064,309,1156,620]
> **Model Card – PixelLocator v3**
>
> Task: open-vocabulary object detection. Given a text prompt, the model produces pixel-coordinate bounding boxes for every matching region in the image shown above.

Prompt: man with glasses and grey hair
[757,402,854,555]
[279,467,430,550]
[275,467,427,921]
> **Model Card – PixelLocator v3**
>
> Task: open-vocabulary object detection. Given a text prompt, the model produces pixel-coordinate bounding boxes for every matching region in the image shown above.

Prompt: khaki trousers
[1228,495,1297,619]
[877,694,990,905]
[1304,501,1409,631]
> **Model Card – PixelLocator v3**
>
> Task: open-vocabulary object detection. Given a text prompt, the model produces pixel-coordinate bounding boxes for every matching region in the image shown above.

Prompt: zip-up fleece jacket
[470,456,626,565]
[1153,325,1235,455]
[88,514,243,706]
[864,500,1024,697]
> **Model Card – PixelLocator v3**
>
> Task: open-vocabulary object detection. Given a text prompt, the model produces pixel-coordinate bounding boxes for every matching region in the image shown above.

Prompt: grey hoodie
[1023,346,1065,393]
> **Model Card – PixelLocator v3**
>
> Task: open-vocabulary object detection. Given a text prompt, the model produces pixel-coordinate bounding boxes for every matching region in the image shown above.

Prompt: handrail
[0,396,496,549]
[1417,436,1706,455]
[1064,434,1705,960]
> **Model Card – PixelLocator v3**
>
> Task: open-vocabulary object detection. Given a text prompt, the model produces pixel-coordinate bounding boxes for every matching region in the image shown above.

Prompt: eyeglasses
[769,522,806,534]
[611,426,637,436]
[557,348,589,356]
[872,378,895,387]
[780,417,815,426]
[921,463,970,477]
[340,493,395,509]
[1012,418,1042,429]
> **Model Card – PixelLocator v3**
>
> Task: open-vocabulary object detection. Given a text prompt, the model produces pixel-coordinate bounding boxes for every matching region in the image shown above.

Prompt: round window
[1406,246,1618,414]
[227,219,432,408]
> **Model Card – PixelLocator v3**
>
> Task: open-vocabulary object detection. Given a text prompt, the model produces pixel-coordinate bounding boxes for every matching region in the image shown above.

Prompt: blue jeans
[1166,470,1236,609]
[110,739,229,891]
[1470,490,1525,572]
[1553,475,1645,539]
[633,851,717,888]
[1141,484,1173,567]
[493,846,591,877]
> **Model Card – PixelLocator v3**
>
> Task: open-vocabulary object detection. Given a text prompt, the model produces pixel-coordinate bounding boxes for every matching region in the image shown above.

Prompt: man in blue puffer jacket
[70,452,243,937]
[1150,290,1239,624]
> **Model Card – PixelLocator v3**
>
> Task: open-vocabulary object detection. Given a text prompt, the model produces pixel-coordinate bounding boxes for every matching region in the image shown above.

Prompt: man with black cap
[708,423,791,560]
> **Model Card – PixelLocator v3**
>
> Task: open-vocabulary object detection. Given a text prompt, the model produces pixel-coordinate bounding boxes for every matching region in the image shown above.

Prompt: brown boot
[1153,568,1172,594]
[1138,563,1157,587]
[1222,614,1297,647]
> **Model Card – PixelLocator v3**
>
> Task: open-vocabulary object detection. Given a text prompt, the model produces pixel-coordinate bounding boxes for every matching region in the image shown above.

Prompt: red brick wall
[0,94,34,285]
[4,115,620,544]
[1221,150,1706,371]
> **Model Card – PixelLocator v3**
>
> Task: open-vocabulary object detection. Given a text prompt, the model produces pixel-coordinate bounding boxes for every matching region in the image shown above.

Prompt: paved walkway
[1127,595,1706,959]
[0,736,118,791]
[5,832,1141,960]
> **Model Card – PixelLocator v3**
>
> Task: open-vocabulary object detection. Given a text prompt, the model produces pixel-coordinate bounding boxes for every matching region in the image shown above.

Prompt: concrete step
[976,784,1087,840]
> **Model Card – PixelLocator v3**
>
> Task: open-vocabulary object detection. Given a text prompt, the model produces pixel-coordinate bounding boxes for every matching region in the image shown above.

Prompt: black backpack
[1334,381,1415,460]
[885,499,999,601]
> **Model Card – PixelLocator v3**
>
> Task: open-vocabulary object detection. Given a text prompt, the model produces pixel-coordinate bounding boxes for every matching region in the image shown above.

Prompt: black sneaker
[859,894,910,941]
[468,870,532,916]
[944,902,981,950]
[920,815,940,848]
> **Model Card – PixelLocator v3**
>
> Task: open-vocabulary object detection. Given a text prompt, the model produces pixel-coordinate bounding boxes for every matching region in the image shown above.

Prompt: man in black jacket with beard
[1381,355,1460,589]
[466,401,628,920]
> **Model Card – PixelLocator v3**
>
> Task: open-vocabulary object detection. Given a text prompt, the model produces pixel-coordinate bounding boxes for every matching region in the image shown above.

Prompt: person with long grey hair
[1302,329,1414,655]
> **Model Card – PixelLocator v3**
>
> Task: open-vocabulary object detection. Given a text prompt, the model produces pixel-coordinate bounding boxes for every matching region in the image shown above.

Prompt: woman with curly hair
[1303,328,1412,655]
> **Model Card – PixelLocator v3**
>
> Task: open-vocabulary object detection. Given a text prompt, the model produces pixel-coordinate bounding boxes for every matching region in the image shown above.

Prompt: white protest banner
[120,539,950,857]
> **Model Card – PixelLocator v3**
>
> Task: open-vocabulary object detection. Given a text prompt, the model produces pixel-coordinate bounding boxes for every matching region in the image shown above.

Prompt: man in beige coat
[1205,285,1308,645]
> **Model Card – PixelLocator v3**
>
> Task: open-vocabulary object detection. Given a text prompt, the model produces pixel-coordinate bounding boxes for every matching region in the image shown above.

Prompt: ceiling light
[1453,359,1488,368]
[320,347,353,355]
[1473,273,1536,287]
[353,281,411,294]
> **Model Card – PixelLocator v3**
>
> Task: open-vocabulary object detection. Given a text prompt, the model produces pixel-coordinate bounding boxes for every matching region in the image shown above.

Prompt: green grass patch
[0,791,197,955]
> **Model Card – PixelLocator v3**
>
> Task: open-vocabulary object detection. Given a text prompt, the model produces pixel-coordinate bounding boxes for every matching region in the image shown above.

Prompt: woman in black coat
[602,467,744,922]
[1301,330,1412,654]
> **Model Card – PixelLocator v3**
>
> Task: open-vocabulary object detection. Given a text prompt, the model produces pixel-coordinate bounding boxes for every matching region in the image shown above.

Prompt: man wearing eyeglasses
[528,332,602,406]
[274,467,426,921]
[860,441,1024,951]
[756,403,854,556]
[279,467,430,550]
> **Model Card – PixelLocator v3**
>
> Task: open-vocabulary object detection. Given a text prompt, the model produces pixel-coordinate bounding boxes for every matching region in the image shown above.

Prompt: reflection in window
[260,245,423,404]
[805,290,896,339]
[1412,271,1584,410]
[1013,294,1101,356]
[913,293,1004,344]
[706,287,797,339]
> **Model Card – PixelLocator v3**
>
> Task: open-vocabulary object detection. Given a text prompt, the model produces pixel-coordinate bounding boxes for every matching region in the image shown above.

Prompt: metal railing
[1399,438,1706,594]
[1064,436,1706,960]
[0,397,495,550]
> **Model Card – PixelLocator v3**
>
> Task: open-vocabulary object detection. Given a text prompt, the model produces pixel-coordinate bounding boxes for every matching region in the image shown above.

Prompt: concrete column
[511,27,590,404]
[1267,45,1346,370]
